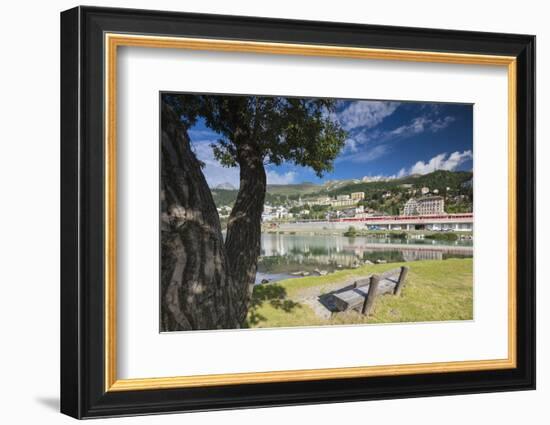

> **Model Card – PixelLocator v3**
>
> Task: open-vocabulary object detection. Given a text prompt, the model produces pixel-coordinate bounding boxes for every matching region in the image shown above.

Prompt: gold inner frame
[104,33,517,392]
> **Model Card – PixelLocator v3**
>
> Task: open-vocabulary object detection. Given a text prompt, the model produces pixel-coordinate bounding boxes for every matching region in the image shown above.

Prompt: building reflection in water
[258,233,472,276]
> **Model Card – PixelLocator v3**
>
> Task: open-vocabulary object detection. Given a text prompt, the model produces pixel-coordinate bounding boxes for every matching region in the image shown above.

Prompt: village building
[416,196,445,215]
[330,198,356,207]
[261,205,293,221]
[316,196,331,205]
[403,198,418,215]
[402,196,445,216]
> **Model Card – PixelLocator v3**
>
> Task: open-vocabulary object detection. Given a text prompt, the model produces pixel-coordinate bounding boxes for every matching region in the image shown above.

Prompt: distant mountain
[213,182,237,190]
[398,170,473,191]
[266,183,321,195]
[322,179,361,191]
[210,170,473,208]
[325,170,473,197]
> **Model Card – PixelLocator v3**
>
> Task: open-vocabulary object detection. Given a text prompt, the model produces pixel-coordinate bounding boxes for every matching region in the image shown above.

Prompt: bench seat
[327,267,407,313]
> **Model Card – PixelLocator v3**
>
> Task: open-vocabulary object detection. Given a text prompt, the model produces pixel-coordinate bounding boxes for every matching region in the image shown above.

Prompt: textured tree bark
[160,103,242,331]
[224,142,267,324]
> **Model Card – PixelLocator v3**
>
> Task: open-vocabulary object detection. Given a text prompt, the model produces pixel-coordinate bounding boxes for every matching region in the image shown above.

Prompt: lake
[256,233,473,283]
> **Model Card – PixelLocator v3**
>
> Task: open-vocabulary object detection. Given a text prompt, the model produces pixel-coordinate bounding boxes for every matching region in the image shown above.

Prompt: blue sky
[187,99,473,188]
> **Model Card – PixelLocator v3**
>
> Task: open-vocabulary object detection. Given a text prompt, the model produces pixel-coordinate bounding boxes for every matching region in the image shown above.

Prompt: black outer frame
[60,5,536,419]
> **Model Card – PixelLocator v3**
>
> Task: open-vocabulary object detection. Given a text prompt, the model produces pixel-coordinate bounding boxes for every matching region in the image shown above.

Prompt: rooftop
[418,196,444,201]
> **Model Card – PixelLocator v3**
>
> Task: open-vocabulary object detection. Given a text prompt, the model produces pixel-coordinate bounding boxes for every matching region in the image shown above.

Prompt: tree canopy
[164,94,347,177]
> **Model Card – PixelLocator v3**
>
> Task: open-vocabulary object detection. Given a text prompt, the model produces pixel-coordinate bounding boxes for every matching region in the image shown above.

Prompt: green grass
[245,258,473,328]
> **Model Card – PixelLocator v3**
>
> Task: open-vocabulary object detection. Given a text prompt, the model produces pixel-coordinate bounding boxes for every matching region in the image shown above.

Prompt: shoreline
[260,223,473,238]
[260,229,474,243]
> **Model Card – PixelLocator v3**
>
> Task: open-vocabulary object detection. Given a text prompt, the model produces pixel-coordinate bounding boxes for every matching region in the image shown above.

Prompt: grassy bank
[245,258,473,328]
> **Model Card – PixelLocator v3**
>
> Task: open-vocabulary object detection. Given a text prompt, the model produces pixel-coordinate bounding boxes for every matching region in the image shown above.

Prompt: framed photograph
[60,6,535,419]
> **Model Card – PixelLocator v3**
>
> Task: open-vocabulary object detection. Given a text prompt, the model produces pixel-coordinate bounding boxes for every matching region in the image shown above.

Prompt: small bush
[344,226,358,237]
[425,232,458,241]
[387,232,407,239]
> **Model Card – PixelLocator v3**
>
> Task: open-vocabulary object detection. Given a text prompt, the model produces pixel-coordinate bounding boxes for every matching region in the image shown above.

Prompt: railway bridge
[338,213,474,231]
[274,213,474,232]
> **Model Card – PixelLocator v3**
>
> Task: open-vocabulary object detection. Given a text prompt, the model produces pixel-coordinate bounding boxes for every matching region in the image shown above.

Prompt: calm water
[256,233,473,283]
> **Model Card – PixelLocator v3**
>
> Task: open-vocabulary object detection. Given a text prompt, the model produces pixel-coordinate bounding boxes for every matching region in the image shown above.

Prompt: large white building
[402,196,445,216]
[403,198,418,215]
[316,196,331,205]
[417,196,445,215]
[331,197,356,207]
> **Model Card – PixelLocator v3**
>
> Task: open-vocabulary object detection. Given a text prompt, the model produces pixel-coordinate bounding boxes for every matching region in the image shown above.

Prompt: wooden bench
[327,266,409,315]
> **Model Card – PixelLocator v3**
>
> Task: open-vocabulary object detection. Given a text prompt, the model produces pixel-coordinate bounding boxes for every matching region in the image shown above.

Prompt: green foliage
[400,170,472,191]
[446,204,472,214]
[425,232,459,241]
[164,93,347,176]
[311,204,328,212]
[210,189,238,206]
[387,232,407,239]
[343,226,358,237]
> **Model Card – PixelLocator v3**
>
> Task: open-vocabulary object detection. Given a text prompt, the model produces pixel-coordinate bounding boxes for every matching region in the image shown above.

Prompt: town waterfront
[256,232,473,283]
[160,94,476,331]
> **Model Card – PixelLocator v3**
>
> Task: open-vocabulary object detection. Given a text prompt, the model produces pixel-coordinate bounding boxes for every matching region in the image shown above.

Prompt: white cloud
[339,144,390,164]
[431,116,455,131]
[390,117,429,136]
[266,170,297,185]
[337,101,400,131]
[397,168,408,178]
[390,115,455,138]
[343,138,358,153]
[341,128,383,156]
[338,112,455,164]
[398,150,473,176]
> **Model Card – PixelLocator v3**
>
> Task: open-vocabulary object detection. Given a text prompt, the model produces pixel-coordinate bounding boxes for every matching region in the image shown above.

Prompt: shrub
[344,226,358,237]
[425,232,458,241]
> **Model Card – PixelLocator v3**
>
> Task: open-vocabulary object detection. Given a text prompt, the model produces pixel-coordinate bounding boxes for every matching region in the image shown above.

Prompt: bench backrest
[355,267,403,288]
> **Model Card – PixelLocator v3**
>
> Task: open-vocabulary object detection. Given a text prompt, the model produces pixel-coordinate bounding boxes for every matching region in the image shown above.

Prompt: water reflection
[257,233,472,283]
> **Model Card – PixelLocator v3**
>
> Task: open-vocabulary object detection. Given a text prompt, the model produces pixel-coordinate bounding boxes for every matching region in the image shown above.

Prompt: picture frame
[60,5,535,419]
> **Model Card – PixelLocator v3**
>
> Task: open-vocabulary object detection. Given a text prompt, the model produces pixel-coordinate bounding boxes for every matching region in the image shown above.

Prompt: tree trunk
[160,103,242,331]
[224,143,267,324]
